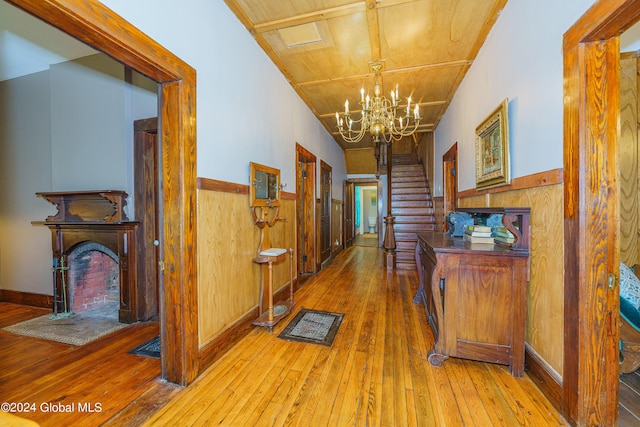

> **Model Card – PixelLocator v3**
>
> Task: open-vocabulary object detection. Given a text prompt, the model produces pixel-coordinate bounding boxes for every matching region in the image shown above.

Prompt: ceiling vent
[278,22,322,48]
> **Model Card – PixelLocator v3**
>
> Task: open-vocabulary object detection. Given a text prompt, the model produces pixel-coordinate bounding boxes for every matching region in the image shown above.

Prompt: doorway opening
[353,184,379,247]
[7,0,198,385]
[345,178,383,248]
[442,142,458,232]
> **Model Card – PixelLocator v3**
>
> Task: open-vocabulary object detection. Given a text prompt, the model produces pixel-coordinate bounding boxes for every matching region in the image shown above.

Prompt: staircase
[390,153,437,269]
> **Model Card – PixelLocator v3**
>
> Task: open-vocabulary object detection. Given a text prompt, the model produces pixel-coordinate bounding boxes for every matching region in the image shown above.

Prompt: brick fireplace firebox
[33,190,140,323]
[67,242,120,314]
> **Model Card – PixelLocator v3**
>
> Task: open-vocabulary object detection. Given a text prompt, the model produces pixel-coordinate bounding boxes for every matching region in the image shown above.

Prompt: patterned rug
[1,303,128,346]
[278,308,344,346]
[129,335,160,358]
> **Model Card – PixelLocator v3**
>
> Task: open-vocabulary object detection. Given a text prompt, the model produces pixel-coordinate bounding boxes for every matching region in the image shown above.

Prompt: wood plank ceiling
[224,0,508,153]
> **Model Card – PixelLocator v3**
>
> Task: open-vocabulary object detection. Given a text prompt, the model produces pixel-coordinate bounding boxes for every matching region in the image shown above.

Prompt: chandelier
[335,63,420,144]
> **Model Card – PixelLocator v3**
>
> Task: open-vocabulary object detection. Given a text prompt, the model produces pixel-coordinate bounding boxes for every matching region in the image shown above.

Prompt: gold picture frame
[475,98,510,189]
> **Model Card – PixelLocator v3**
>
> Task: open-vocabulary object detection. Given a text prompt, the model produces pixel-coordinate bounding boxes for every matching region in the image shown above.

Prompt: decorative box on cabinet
[414,207,530,377]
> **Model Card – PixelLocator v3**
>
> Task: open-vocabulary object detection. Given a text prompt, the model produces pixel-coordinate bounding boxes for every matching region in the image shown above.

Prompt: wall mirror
[250,162,281,207]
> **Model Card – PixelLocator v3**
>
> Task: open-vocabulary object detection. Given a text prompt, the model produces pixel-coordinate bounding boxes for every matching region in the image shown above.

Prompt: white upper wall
[434,0,597,194]
[98,0,347,197]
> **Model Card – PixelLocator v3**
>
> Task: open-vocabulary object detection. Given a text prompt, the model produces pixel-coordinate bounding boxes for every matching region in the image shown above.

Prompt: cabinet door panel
[454,259,514,345]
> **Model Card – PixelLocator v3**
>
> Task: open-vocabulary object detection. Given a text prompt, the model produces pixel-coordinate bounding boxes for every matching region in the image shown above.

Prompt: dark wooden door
[443,143,457,232]
[134,117,160,320]
[296,144,316,277]
[344,181,355,248]
[319,161,332,265]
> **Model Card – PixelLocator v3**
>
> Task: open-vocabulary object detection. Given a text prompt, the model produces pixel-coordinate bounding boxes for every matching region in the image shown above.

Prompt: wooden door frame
[346,178,383,248]
[442,142,458,231]
[7,0,198,386]
[343,181,355,248]
[563,0,640,424]
[319,160,332,268]
[296,143,316,277]
[134,117,160,321]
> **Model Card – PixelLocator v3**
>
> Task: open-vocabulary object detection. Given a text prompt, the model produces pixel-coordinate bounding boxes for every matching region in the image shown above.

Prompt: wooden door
[319,160,332,265]
[442,143,458,231]
[134,117,160,321]
[344,181,355,248]
[296,144,316,278]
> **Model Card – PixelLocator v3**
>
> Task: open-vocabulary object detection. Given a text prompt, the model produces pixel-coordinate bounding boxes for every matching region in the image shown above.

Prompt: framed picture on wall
[475,98,510,189]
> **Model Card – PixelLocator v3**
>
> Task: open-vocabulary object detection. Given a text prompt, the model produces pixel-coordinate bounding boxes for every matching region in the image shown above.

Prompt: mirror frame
[250,162,281,207]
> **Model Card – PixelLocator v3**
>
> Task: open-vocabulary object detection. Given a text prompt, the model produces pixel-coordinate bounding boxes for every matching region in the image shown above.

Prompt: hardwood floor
[352,233,378,247]
[0,303,173,426]
[1,246,568,426]
[620,371,640,426]
[148,246,566,426]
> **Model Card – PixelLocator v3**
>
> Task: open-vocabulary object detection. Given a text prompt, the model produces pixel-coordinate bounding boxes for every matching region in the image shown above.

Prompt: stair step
[392,191,430,198]
[397,241,418,251]
[391,176,427,186]
[392,199,433,207]
[394,215,436,223]
[392,181,428,189]
[397,251,416,262]
[392,169,424,177]
[392,155,418,164]
[396,262,417,270]
[392,163,422,170]
[392,187,429,195]
[392,207,434,216]
[394,223,436,232]
[395,233,419,242]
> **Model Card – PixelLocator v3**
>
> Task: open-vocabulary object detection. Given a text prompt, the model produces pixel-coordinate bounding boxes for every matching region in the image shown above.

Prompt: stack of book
[493,226,515,246]
[463,225,494,244]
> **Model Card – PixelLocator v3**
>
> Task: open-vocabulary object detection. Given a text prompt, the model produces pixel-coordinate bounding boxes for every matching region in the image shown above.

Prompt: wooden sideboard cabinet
[414,207,530,377]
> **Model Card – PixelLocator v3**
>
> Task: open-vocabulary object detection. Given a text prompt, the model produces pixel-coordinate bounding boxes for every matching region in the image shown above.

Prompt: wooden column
[383,141,396,270]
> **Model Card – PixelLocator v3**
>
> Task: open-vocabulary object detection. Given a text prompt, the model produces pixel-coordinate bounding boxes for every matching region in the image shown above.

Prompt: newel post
[383,141,396,270]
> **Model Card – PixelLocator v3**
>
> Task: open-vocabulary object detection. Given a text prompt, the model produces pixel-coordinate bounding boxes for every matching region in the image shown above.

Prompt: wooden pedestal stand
[251,206,294,332]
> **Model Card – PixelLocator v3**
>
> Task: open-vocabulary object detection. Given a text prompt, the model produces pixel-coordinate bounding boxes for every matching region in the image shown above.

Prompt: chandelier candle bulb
[345,99,349,114]
[361,87,364,102]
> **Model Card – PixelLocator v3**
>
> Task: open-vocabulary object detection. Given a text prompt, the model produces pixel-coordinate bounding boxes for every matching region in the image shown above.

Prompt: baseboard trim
[198,280,297,372]
[0,289,53,308]
[525,343,563,412]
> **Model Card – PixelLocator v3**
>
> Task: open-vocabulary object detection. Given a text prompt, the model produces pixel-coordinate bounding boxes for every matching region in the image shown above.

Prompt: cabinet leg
[427,349,449,367]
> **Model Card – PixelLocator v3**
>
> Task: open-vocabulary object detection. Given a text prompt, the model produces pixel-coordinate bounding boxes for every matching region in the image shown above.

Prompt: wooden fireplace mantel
[33,191,140,323]
[36,190,130,223]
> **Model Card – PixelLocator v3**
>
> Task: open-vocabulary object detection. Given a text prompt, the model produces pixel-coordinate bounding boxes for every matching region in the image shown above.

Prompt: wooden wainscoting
[457,169,565,405]
[196,178,297,350]
[620,52,639,268]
